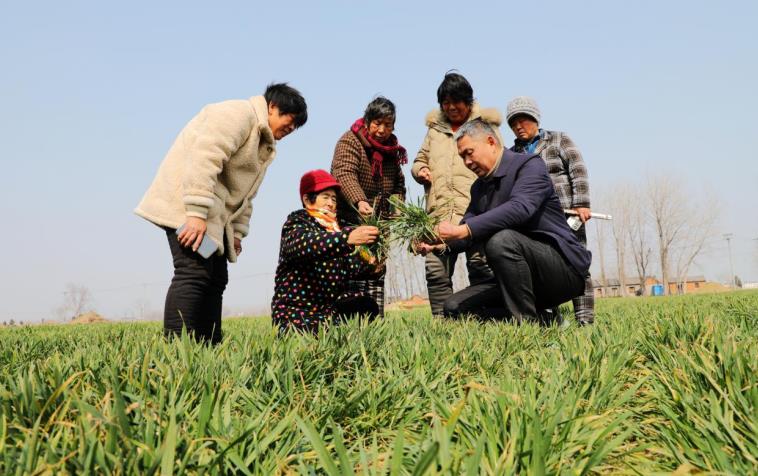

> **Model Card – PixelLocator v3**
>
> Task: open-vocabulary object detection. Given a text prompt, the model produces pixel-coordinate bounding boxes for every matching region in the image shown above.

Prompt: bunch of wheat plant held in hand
[352,197,389,266]
[353,195,442,266]
[386,195,442,252]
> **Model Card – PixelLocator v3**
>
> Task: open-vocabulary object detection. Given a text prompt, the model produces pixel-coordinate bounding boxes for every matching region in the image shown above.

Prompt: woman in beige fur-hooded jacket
[411,73,501,315]
[135,83,307,344]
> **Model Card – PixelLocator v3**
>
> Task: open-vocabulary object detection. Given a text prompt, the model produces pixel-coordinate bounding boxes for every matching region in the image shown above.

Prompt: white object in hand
[567,215,583,231]
[563,209,613,220]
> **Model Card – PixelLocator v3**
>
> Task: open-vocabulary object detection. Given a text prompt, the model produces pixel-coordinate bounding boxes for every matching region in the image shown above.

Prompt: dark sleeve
[460,181,481,224]
[331,134,368,205]
[560,133,591,208]
[280,213,353,263]
[445,237,471,254]
[465,157,553,240]
[447,182,482,253]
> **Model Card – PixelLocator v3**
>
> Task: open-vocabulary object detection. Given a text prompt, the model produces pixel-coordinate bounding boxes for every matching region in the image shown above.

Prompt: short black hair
[264,83,308,128]
[303,192,318,205]
[363,96,396,124]
[436,72,474,106]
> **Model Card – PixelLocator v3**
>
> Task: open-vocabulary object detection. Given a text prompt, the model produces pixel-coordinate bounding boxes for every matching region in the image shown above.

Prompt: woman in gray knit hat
[506,96,596,325]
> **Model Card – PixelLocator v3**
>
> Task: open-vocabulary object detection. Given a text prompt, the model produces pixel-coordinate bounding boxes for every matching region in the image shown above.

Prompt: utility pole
[723,233,735,288]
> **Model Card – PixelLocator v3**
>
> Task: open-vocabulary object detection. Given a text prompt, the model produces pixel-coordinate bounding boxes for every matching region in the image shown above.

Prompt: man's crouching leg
[442,279,507,320]
[485,228,584,324]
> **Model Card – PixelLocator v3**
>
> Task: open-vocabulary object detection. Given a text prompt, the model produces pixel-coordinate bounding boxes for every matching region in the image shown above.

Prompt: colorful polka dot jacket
[271,209,373,332]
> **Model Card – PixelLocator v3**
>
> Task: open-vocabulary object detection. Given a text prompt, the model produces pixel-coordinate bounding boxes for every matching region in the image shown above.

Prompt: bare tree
[606,184,636,296]
[646,174,722,295]
[385,243,426,301]
[647,175,689,295]
[398,248,412,297]
[56,283,93,320]
[627,188,653,295]
[592,219,609,288]
[671,193,719,294]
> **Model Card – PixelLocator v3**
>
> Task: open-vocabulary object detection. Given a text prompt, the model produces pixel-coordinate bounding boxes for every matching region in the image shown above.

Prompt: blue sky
[1,1,756,321]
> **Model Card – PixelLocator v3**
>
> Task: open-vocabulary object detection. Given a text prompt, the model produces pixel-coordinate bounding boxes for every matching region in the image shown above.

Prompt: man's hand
[348,226,379,245]
[573,207,592,223]
[413,242,445,256]
[417,167,432,185]
[357,201,374,217]
[234,238,242,256]
[436,221,470,241]
[178,217,207,252]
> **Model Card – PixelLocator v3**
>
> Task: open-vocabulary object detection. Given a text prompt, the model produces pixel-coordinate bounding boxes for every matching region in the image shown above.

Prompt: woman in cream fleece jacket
[135,83,307,344]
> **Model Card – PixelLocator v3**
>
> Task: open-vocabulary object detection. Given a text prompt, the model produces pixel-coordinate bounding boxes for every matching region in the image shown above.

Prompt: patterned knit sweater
[331,130,406,225]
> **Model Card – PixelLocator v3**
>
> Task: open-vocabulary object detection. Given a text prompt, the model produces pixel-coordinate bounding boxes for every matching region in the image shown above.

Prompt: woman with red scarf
[271,170,382,334]
[331,97,407,316]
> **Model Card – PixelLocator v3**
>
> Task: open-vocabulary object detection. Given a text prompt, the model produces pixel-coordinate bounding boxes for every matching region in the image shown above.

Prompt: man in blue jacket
[418,119,591,324]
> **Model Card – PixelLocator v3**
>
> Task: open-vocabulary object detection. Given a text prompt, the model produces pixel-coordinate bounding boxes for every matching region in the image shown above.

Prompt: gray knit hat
[506,96,541,125]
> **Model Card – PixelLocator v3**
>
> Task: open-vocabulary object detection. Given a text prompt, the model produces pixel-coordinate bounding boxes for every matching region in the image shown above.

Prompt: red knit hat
[299,169,341,196]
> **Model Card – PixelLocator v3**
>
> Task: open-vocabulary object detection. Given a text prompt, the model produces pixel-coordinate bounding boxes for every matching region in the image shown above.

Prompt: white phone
[176,225,219,259]
[567,215,583,231]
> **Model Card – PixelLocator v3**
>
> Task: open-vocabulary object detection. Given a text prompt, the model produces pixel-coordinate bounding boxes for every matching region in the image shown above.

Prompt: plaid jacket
[331,130,406,224]
[512,130,590,210]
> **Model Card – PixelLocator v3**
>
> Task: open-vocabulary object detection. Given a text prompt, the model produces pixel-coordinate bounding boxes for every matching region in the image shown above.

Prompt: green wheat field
[1,291,756,475]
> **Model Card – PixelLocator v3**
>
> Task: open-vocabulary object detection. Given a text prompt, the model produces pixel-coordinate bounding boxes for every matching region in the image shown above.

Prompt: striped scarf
[306,208,341,233]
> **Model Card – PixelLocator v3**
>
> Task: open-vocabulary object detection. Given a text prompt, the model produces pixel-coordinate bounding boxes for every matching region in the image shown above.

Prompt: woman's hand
[234,238,242,256]
[348,226,379,245]
[178,217,207,251]
[357,201,374,216]
[573,207,592,223]
[417,167,432,184]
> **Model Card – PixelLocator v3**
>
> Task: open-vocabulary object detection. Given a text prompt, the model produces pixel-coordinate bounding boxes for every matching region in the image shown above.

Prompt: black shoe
[576,312,594,326]
[538,307,563,326]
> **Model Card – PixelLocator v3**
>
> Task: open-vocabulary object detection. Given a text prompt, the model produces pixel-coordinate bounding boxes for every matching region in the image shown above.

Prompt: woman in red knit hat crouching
[271,169,383,333]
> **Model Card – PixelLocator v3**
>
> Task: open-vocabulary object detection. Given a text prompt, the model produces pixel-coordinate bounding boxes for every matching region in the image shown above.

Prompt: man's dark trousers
[164,229,228,344]
[444,229,584,323]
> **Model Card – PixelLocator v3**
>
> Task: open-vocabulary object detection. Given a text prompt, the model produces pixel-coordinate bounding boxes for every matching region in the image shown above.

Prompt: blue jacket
[451,149,591,276]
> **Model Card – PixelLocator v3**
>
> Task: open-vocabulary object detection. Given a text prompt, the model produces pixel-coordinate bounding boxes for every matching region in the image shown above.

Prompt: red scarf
[350,118,407,177]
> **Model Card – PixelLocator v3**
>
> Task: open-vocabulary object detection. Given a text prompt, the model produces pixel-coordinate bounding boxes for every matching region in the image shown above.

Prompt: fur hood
[425,102,502,132]
[411,102,504,223]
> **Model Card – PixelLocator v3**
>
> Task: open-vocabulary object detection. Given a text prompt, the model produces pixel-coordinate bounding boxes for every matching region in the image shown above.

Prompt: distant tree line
[591,173,719,296]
